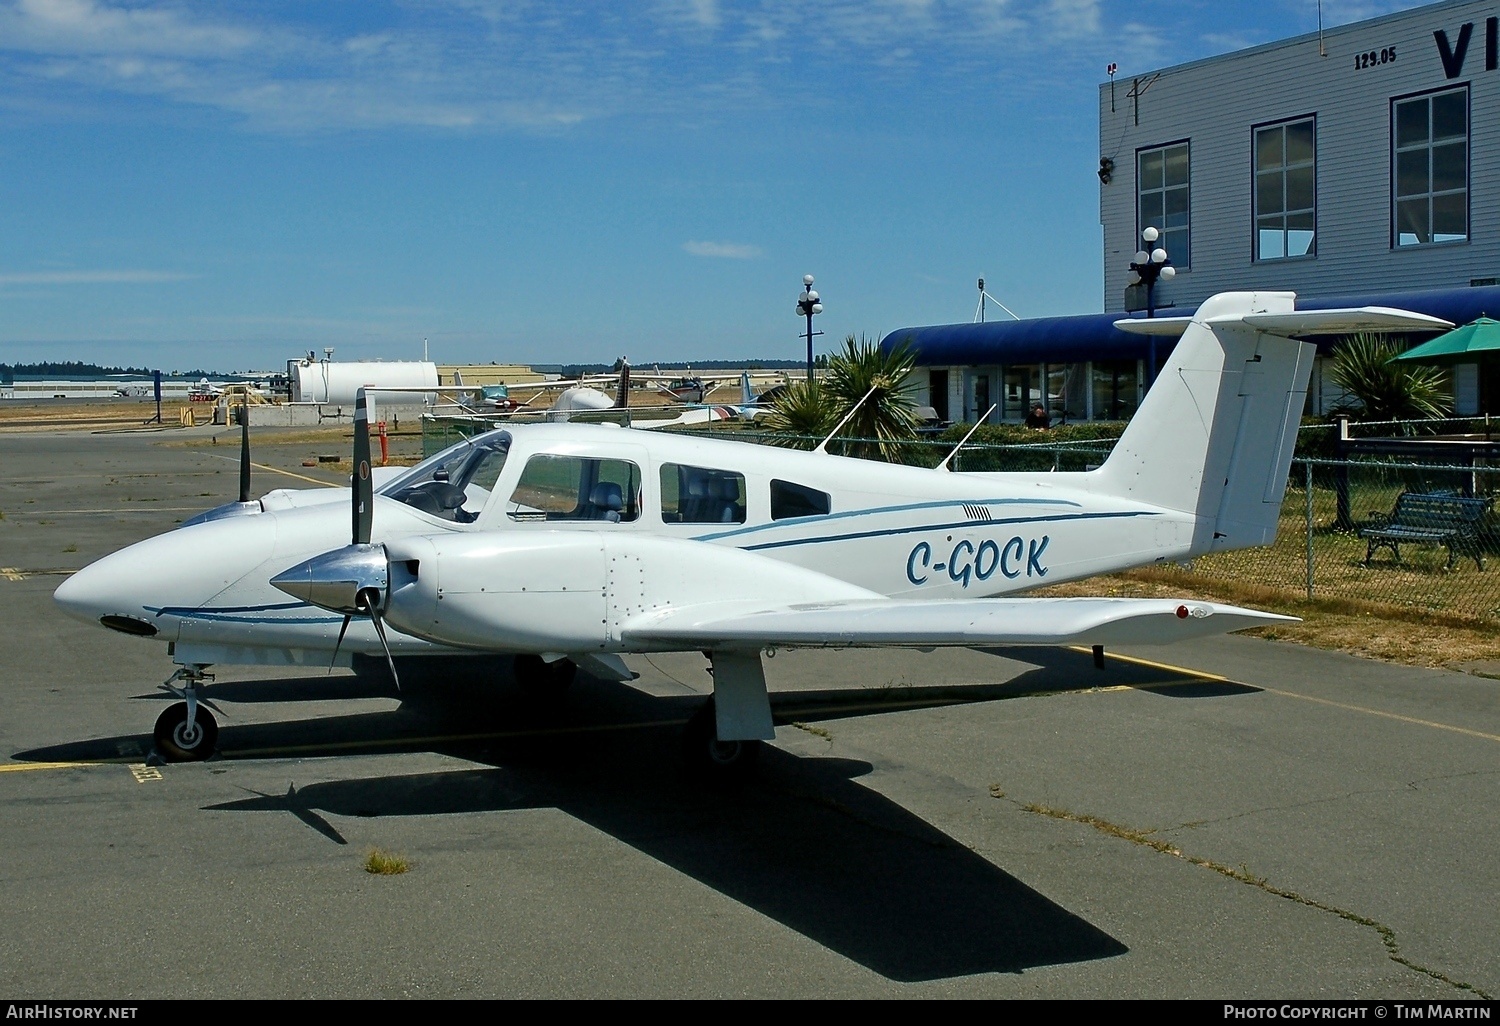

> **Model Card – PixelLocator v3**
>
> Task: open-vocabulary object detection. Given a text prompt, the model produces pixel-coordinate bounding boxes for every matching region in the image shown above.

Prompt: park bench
[1358,492,1492,570]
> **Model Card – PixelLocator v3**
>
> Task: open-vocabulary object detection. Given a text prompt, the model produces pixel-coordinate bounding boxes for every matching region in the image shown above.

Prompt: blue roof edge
[882,285,1500,365]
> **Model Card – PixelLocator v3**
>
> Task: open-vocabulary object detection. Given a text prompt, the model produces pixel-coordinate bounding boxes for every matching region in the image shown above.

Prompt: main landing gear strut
[681,652,775,785]
[154,664,219,762]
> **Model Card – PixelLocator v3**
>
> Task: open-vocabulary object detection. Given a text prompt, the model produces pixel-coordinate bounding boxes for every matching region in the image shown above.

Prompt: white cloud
[683,240,762,259]
[0,0,1174,133]
[2,0,257,56]
[0,269,192,284]
[1045,0,1099,38]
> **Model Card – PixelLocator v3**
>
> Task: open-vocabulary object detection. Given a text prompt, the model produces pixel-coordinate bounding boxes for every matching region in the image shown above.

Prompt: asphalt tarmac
[0,425,1495,999]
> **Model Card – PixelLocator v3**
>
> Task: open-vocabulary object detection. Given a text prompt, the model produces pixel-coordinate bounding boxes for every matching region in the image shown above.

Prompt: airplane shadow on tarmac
[15,647,1261,982]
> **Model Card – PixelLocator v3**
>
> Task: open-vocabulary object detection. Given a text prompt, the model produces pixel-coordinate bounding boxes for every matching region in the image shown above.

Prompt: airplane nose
[53,514,279,632]
[53,567,151,631]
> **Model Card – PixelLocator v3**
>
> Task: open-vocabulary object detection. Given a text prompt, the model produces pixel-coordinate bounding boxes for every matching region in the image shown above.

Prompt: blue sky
[0,0,1418,372]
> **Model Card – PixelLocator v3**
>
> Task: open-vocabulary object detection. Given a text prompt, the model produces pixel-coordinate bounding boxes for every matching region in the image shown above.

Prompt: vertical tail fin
[1098,292,1311,552]
[1098,292,1451,554]
[615,358,631,409]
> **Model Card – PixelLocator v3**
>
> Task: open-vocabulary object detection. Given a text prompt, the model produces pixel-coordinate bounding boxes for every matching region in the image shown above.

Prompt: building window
[1137,141,1190,268]
[1091,361,1139,421]
[1393,87,1468,247]
[1255,117,1316,260]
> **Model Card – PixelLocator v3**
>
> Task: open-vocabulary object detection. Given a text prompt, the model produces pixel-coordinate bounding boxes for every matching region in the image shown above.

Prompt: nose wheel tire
[681,699,761,785]
[154,702,218,763]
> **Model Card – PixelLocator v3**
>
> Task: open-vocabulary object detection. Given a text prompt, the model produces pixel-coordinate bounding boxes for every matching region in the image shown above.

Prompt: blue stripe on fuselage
[691,496,1083,543]
[731,509,1155,553]
[147,601,344,625]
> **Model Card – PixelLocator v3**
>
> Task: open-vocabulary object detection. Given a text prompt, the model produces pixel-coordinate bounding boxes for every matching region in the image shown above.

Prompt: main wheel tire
[514,655,577,699]
[681,699,761,785]
[154,702,218,763]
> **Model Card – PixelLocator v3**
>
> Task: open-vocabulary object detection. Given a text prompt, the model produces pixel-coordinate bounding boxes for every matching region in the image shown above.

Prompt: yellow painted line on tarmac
[1257,688,1500,744]
[206,452,339,488]
[1067,646,1500,744]
[1068,646,1233,682]
[249,461,340,488]
[0,568,78,581]
[0,761,96,773]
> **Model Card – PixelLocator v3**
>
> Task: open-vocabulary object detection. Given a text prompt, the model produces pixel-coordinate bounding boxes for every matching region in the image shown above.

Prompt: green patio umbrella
[1391,316,1500,365]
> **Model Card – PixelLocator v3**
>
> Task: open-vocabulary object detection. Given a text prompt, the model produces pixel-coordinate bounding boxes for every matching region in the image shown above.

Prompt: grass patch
[363,848,410,875]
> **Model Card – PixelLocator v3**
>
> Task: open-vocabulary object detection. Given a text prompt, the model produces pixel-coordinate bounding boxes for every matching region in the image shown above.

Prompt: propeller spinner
[270,390,401,688]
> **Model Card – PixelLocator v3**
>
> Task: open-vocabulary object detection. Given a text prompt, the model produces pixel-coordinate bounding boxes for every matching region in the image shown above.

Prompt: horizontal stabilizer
[1113,316,1194,337]
[624,597,1295,650]
[1241,307,1452,335]
[1115,306,1453,339]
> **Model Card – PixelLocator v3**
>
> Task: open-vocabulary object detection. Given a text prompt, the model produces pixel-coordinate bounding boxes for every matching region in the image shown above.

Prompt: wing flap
[624,597,1295,649]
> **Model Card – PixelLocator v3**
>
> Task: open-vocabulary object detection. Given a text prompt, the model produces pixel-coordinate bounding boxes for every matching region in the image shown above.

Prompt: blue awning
[881,285,1500,365]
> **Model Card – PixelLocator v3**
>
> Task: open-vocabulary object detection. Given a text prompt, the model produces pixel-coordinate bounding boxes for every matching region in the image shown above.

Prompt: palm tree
[764,334,923,459]
[1328,332,1452,424]
[821,334,923,460]
[760,379,833,446]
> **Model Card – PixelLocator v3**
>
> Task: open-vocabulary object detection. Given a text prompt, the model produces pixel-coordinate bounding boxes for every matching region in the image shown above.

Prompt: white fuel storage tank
[289,361,438,405]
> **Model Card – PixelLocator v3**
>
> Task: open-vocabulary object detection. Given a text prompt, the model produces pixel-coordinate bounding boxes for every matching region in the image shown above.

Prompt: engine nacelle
[382,531,877,654]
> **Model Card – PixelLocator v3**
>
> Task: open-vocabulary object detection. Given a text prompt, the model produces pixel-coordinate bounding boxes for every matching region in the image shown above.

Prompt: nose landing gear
[153,665,220,762]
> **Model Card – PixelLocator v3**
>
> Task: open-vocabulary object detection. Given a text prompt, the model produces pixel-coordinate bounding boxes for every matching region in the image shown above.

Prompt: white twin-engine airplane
[52,292,1451,778]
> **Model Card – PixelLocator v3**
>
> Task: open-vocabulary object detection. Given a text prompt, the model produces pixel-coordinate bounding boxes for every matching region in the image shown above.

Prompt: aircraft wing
[623,596,1295,649]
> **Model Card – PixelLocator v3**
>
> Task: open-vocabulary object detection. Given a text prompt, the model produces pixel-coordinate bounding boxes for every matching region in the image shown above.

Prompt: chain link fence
[422,414,1500,622]
[1148,457,1500,622]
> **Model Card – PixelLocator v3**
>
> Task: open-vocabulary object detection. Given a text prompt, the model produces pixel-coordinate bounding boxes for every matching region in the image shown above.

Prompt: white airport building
[887,0,1500,423]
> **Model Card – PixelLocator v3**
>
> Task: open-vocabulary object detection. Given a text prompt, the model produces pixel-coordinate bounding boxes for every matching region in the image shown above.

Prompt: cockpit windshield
[380,431,511,523]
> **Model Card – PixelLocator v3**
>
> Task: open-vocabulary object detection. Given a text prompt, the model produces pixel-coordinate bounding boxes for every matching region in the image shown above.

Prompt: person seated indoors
[1025,404,1050,430]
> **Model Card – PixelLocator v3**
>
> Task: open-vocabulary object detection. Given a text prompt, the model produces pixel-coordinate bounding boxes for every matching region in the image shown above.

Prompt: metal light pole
[1127,226,1175,383]
[796,274,823,383]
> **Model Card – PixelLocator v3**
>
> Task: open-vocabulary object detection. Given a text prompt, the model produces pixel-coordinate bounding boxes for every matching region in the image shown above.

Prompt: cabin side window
[770,479,830,520]
[386,432,509,523]
[507,454,641,522]
[659,464,746,524]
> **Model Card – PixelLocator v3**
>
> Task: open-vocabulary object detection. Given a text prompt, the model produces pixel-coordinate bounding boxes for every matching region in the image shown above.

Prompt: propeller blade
[352,389,373,546]
[328,613,352,674]
[365,600,401,693]
[238,394,252,503]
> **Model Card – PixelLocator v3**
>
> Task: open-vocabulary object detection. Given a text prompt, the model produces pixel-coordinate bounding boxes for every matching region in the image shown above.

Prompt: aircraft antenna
[935,404,998,472]
[814,386,877,454]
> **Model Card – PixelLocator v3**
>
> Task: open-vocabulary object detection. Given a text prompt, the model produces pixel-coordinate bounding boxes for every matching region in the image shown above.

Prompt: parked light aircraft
[481,359,738,429]
[52,292,1452,777]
